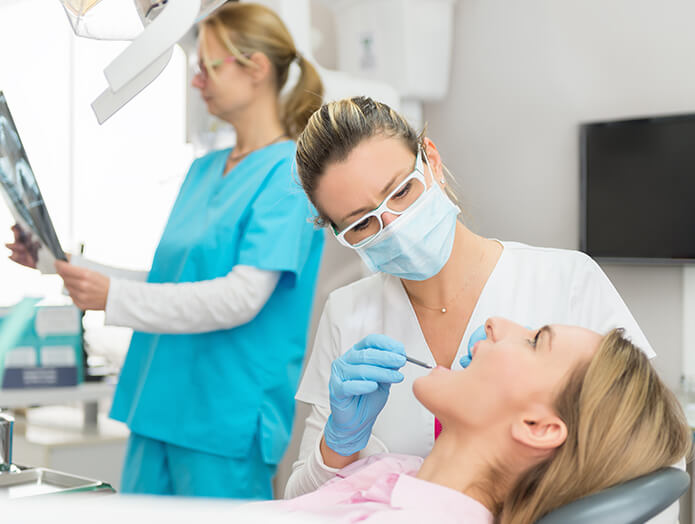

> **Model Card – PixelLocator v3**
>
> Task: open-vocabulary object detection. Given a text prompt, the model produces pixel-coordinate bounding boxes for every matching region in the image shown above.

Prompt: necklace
[407,283,470,314]
[227,133,288,164]
[406,238,492,314]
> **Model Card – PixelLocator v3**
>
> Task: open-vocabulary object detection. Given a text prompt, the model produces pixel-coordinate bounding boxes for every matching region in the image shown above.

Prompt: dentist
[284,96,654,497]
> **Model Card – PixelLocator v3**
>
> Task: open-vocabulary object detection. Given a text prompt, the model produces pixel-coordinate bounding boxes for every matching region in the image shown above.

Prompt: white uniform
[285,241,654,497]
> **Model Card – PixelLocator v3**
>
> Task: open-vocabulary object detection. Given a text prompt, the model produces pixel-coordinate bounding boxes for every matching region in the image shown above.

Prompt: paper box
[0,297,83,389]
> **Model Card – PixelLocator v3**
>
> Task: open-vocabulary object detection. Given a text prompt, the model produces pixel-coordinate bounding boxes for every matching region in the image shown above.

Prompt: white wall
[0,0,73,304]
[0,0,191,302]
[423,0,695,389]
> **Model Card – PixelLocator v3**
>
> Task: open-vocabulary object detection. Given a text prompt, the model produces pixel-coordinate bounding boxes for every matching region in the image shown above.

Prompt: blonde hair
[201,3,323,139]
[295,96,459,226]
[498,330,692,524]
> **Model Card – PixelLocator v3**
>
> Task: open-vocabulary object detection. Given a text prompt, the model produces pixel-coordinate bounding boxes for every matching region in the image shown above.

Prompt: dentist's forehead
[315,136,414,225]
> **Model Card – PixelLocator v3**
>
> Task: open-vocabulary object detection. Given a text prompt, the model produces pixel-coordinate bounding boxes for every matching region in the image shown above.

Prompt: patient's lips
[471,341,482,357]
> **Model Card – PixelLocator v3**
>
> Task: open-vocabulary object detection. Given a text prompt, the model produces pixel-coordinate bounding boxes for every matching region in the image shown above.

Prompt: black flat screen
[581,114,695,262]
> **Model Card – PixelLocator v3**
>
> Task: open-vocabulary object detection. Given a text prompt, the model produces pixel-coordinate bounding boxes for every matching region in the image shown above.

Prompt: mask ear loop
[422,148,446,185]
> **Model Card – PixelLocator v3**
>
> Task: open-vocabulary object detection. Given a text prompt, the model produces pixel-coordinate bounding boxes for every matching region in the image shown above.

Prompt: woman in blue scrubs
[8,3,324,499]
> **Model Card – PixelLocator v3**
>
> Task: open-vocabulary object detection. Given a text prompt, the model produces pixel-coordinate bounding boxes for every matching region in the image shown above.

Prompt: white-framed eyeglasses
[332,149,432,248]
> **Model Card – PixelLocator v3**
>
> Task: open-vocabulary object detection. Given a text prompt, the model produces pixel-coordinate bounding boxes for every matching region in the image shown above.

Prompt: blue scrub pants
[121,432,276,499]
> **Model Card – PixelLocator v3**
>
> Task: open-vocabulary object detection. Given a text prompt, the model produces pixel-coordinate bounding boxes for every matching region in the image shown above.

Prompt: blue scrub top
[110,141,324,464]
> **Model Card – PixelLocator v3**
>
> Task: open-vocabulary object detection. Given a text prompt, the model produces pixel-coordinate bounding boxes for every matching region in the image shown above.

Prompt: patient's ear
[511,411,567,451]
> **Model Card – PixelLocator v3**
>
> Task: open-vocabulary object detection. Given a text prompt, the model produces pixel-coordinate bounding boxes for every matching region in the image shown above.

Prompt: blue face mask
[355,173,460,281]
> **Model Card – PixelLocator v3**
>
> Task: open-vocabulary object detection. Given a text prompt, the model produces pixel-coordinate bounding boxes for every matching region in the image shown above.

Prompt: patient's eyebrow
[539,325,554,351]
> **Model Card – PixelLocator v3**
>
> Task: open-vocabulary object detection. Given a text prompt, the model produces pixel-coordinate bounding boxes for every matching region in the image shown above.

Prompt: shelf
[0,382,115,409]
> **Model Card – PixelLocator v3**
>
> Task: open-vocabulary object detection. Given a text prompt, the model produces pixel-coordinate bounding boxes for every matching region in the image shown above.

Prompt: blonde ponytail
[202,3,324,139]
[282,54,323,139]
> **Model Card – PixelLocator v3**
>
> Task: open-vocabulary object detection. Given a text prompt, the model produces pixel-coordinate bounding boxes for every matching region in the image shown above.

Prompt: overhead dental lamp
[59,0,227,124]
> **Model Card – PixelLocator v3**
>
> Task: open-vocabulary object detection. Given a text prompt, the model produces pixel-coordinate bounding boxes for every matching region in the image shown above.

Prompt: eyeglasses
[333,150,431,248]
[193,55,248,81]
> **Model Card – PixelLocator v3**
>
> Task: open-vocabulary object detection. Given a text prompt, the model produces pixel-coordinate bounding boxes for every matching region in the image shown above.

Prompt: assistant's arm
[70,254,149,282]
[104,265,280,334]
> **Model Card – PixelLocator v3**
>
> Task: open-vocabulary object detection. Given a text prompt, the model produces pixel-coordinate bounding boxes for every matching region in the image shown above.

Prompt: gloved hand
[324,334,406,456]
[460,324,487,368]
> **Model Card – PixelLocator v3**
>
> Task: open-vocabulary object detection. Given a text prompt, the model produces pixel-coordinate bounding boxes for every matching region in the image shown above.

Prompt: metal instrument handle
[0,413,14,472]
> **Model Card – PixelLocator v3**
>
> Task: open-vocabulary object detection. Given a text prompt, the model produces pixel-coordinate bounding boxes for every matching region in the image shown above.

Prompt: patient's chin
[412,373,441,415]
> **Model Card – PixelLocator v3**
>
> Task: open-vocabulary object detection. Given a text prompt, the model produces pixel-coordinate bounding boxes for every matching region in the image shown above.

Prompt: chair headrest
[536,467,689,524]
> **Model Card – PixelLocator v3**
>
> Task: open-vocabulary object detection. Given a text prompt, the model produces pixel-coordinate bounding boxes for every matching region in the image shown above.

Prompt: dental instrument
[405,355,432,369]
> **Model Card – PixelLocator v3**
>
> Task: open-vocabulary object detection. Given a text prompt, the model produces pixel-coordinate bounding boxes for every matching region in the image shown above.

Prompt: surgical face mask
[354,157,460,281]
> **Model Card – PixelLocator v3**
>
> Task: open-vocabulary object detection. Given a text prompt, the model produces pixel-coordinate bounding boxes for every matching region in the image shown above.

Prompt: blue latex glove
[460,324,487,368]
[324,334,406,456]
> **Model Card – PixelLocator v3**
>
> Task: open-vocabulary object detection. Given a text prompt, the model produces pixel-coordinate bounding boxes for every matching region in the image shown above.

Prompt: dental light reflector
[60,0,227,41]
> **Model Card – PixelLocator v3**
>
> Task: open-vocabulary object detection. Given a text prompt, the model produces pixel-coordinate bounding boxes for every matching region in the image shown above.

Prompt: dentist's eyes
[352,218,371,231]
[392,180,412,200]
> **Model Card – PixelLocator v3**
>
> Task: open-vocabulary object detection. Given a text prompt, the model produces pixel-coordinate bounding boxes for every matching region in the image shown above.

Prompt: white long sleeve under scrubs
[71,255,280,333]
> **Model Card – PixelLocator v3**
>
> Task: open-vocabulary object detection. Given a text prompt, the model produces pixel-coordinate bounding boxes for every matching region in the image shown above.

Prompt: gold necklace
[408,283,470,314]
[406,239,489,314]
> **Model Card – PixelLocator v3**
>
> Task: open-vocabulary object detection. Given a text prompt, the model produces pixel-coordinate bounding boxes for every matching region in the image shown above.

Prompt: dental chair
[537,467,689,524]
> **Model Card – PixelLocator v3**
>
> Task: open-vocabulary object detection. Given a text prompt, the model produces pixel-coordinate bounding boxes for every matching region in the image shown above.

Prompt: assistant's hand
[324,334,406,457]
[5,224,39,269]
[55,260,110,311]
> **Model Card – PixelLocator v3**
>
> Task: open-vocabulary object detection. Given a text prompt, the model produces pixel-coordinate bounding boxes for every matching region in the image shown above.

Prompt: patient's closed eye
[528,330,541,349]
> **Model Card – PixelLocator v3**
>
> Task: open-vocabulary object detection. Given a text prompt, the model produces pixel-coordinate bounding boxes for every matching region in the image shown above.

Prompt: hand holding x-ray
[5,223,39,269]
[0,92,67,272]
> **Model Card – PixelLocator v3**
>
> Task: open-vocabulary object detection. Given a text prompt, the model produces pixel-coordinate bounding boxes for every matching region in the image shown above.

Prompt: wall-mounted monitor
[580,113,695,263]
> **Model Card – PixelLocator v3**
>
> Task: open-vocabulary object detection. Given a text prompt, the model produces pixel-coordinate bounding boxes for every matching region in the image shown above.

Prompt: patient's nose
[486,317,526,342]
[485,318,498,341]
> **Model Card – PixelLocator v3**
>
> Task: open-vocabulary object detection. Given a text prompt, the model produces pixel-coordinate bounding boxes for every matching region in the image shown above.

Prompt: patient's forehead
[551,325,602,361]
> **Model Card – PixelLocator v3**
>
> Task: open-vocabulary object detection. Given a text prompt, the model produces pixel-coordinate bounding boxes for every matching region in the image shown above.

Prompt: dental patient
[258,318,691,523]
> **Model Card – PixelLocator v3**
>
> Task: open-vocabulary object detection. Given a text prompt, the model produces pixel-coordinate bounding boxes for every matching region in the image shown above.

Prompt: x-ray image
[0,91,67,266]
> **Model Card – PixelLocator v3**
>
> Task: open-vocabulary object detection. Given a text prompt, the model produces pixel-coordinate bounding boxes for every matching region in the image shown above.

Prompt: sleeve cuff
[308,430,389,485]
[104,278,126,326]
[310,431,341,481]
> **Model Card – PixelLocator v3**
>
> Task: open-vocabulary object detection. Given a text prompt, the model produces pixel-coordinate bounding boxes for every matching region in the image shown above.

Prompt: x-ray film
[0,91,67,266]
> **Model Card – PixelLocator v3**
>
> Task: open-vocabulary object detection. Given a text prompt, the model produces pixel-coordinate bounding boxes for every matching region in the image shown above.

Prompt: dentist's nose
[380,211,399,227]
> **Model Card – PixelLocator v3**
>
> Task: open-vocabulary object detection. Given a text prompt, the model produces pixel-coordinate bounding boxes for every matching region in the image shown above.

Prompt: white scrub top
[285,241,654,497]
